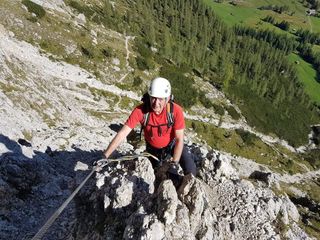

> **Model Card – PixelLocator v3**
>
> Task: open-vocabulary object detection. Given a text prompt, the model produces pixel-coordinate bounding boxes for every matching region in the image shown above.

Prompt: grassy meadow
[288,53,320,104]
[204,0,317,32]
[204,0,320,105]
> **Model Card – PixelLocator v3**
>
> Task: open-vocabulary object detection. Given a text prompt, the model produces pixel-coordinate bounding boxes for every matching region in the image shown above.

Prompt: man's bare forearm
[172,139,183,163]
[172,129,184,163]
[104,125,132,159]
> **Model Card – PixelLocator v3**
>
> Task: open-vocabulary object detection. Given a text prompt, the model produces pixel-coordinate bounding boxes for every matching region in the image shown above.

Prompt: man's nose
[152,97,159,104]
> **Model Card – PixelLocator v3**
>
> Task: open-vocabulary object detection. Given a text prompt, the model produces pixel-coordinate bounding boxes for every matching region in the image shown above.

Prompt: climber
[103,77,196,176]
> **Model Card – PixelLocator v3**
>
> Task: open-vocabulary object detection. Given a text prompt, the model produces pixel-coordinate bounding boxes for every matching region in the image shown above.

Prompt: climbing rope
[31,152,158,240]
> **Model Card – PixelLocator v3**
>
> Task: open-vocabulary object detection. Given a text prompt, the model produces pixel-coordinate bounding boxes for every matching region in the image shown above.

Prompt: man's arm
[172,129,184,163]
[104,125,132,159]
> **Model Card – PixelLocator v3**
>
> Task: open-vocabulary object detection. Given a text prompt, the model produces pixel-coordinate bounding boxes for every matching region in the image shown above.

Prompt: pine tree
[163,27,172,57]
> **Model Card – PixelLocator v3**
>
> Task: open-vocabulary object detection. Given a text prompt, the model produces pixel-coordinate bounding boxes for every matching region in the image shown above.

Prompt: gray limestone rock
[156,180,178,225]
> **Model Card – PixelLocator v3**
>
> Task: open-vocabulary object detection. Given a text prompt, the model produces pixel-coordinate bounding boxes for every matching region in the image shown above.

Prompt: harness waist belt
[147,139,175,151]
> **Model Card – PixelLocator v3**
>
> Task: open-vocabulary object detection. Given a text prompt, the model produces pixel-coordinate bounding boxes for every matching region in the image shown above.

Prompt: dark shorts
[146,142,197,176]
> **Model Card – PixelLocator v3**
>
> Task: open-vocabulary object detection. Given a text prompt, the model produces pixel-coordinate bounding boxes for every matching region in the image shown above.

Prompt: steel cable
[31,152,158,240]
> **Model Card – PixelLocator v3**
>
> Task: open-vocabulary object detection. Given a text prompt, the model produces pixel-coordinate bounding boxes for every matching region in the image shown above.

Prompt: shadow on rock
[0,134,104,240]
[109,123,123,133]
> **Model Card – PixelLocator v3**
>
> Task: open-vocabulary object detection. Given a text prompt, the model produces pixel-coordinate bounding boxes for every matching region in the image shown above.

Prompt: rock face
[0,137,104,240]
[7,140,320,239]
[0,135,313,240]
[68,145,310,240]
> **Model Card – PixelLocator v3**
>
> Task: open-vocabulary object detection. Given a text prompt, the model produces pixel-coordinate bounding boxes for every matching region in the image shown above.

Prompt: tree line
[125,0,318,145]
[296,29,320,45]
[258,4,290,14]
[66,0,319,146]
[234,25,320,84]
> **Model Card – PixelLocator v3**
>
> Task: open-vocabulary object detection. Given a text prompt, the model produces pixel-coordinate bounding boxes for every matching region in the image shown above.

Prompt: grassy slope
[186,119,313,175]
[204,0,311,29]
[310,15,320,33]
[288,53,320,104]
[204,1,264,27]
[203,0,320,104]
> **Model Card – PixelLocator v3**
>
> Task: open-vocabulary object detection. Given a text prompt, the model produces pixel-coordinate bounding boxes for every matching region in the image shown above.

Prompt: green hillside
[203,0,262,27]
[204,0,319,32]
[288,53,320,103]
[204,0,320,106]
[310,15,320,32]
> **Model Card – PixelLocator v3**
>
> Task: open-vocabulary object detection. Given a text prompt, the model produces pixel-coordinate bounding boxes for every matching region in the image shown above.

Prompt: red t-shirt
[125,102,185,149]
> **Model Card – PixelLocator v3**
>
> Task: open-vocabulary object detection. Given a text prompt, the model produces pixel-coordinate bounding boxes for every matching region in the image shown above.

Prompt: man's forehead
[150,96,166,101]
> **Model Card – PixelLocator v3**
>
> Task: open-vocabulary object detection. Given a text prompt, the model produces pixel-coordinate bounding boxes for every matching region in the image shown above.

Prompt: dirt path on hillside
[125,35,135,67]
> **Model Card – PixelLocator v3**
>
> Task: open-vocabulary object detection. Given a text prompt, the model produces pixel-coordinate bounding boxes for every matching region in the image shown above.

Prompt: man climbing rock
[103,77,196,176]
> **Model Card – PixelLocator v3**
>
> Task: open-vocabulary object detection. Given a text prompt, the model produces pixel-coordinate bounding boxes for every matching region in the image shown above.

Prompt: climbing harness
[145,139,176,166]
[31,152,158,240]
[140,92,175,140]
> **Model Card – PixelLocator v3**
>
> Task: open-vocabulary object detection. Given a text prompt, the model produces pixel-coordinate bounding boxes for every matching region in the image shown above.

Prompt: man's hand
[170,157,179,165]
[103,151,108,159]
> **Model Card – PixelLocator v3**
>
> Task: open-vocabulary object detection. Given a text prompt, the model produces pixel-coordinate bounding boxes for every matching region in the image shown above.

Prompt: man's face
[150,96,167,114]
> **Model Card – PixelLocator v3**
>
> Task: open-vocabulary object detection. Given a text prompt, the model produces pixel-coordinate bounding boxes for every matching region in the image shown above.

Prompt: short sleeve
[125,105,144,129]
[173,103,185,130]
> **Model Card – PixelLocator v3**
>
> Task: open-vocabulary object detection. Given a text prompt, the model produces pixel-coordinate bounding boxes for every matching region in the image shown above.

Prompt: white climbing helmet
[148,77,171,98]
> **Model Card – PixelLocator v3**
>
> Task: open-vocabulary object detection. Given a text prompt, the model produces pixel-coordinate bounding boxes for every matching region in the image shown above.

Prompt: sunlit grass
[288,53,320,104]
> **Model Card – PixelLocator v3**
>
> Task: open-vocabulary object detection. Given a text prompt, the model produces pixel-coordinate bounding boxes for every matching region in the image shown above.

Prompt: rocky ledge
[0,139,311,240]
